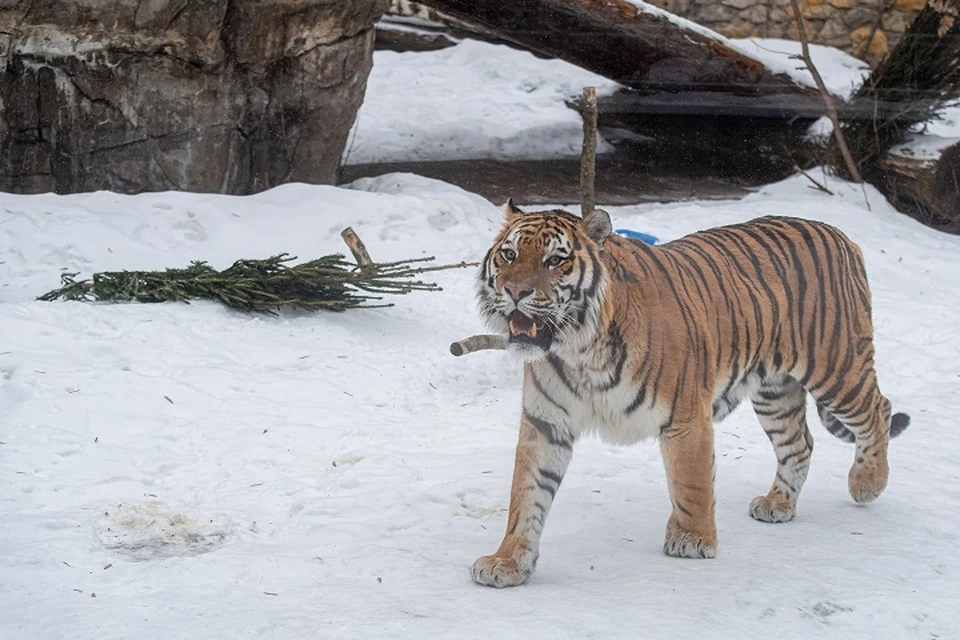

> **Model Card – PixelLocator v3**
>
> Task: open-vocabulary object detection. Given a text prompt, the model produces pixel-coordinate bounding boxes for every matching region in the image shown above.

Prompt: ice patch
[93,500,233,561]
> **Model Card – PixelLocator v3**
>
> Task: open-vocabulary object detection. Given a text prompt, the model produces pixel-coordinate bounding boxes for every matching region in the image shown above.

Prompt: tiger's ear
[503,198,525,221]
[582,208,612,246]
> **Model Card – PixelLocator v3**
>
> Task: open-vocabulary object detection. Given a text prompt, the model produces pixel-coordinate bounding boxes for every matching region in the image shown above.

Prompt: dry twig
[795,165,835,195]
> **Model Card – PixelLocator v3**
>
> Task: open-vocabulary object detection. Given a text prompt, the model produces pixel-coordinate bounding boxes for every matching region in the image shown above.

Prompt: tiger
[470,199,910,588]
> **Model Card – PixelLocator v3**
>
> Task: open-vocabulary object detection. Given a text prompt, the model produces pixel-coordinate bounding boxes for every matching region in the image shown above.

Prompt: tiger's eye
[502,248,516,262]
[546,255,565,267]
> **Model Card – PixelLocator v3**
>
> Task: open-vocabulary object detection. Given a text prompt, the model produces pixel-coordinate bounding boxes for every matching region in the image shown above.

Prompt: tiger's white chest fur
[526,352,669,446]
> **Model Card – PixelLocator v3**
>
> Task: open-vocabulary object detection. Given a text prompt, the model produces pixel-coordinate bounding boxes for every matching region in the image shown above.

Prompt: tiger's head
[477,199,612,360]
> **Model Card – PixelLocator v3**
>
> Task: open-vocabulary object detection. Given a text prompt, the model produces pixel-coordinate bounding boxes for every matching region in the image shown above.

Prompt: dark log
[414,0,816,96]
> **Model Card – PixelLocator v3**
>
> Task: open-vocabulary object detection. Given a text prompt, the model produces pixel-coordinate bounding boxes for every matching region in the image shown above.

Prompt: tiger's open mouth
[507,310,553,350]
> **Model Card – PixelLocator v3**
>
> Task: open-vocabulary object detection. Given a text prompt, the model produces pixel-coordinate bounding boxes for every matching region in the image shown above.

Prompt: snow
[5,30,960,640]
[730,38,871,100]
[346,39,620,165]
[890,102,960,161]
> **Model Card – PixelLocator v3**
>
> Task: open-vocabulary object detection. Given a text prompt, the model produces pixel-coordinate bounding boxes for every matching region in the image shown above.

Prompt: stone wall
[390,0,924,63]
[1,0,387,195]
[641,0,923,62]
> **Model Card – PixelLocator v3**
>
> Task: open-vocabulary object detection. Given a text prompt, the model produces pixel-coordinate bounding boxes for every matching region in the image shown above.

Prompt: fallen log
[414,0,816,97]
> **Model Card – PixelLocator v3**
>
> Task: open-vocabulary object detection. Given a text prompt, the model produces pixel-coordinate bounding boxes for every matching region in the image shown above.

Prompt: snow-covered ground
[4,174,959,639]
[4,33,960,640]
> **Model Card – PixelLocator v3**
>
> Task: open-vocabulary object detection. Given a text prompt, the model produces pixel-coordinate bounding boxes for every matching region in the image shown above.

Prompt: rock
[743,5,770,24]
[818,16,849,40]
[843,6,881,28]
[768,8,790,23]
[850,25,889,58]
[717,22,756,38]
[720,0,755,9]
[694,4,736,22]
[883,11,910,33]
[0,0,386,195]
[894,0,927,11]
[802,5,835,20]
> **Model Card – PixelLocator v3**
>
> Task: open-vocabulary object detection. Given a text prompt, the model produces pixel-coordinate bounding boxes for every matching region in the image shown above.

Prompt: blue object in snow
[615,229,658,245]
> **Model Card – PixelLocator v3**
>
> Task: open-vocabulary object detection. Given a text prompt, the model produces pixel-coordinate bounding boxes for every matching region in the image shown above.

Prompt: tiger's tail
[816,400,911,443]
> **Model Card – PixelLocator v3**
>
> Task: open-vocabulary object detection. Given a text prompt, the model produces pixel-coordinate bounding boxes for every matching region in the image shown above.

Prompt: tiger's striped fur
[470,201,909,588]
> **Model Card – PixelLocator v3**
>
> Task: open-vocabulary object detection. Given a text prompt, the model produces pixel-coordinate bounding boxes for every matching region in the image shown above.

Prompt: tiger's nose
[504,285,534,302]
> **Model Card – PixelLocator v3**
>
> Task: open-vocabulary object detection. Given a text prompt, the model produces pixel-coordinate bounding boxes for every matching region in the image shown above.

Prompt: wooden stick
[788,0,863,185]
[450,90,601,359]
[580,86,598,218]
[341,226,374,271]
[451,88,600,358]
[450,334,508,356]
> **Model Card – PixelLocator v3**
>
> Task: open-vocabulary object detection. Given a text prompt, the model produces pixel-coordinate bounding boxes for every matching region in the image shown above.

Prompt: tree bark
[879,142,960,227]
[414,0,815,95]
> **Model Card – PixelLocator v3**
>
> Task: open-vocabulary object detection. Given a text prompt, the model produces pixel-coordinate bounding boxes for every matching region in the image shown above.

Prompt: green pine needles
[38,253,466,314]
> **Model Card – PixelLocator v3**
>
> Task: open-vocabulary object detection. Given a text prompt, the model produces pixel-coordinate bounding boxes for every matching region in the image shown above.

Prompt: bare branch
[789,0,863,184]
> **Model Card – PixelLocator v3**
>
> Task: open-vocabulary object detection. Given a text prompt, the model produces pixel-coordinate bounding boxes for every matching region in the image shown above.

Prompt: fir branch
[38,253,471,314]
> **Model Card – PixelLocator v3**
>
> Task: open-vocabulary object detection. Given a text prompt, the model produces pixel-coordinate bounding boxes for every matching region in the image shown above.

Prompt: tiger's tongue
[509,311,538,338]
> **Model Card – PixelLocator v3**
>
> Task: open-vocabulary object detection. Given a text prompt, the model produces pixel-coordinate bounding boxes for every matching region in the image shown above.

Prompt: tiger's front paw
[663,519,717,559]
[749,493,796,523]
[470,554,534,588]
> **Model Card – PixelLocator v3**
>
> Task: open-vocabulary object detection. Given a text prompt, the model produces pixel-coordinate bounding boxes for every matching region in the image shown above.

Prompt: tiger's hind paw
[848,460,888,504]
[470,554,533,588]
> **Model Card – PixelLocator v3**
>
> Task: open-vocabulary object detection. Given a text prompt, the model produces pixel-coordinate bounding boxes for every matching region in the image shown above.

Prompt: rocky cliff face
[1,0,386,194]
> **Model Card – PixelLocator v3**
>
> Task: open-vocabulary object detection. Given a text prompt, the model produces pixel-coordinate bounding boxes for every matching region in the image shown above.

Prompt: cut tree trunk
[414,0,817,97]
[879,142,960,228]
